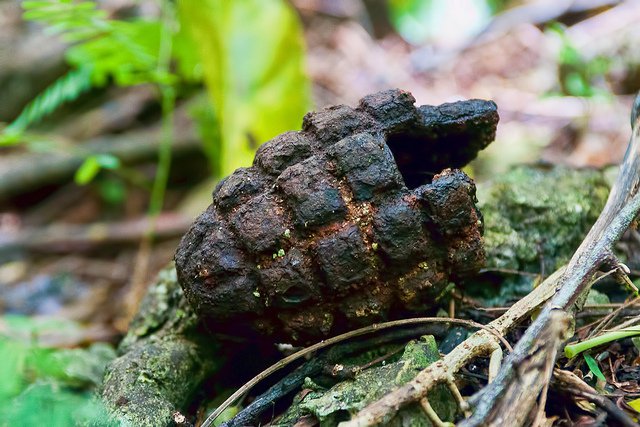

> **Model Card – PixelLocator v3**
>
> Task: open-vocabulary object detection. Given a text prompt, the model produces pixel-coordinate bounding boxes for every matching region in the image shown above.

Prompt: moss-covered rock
[100,265,221,427]
[480,165,609,272]
[275,336,456,426]
[476,165,609,303]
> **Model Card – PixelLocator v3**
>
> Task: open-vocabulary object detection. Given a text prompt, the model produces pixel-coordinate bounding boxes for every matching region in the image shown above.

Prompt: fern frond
[66,20,164,87]
[5,0,169,139]
[5,66,93,134]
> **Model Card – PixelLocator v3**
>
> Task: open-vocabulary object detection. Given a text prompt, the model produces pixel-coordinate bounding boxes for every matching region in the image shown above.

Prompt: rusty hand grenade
[175,89,498,342]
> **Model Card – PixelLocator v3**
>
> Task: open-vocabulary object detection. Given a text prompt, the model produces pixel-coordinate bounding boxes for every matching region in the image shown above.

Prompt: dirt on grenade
[174,89,499,343]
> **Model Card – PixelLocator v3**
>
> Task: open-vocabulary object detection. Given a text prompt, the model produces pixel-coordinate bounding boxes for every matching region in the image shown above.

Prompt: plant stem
[125,0,177,323]
[148,0,177,219]
[564,328,640,358]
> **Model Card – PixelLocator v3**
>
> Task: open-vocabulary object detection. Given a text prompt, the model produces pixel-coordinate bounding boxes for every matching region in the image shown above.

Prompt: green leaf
[0,130,23,147]
[37,343,116,387]
[564,72,592,97]
[98,177,126,205]
[74,156,101,185]
[178,0,312,176]
[0,339,29,399]
[74,154,120,186]
[388,0,435,44]
[583,353,606,382]
[173,22,204,83]
[387,0,491,45]
[0,315,116,412]
[12,1,169,144]
[22,0,109,42]
[21,1,167,89]
[188,95,221,174]
[3,382,114,427]
[559,45,581,66]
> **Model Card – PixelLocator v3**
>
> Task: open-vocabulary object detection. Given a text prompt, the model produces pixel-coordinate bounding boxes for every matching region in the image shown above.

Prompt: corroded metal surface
[175,89,498,342]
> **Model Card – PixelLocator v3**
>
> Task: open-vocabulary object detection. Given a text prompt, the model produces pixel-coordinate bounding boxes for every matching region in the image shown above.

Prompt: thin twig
[588,295,640,338]
[552,369,637,427]
[0,212,191,254]
[339,267,563,427]
[343,95,640,424]
[202,317,511,427]
[607,311,640,331]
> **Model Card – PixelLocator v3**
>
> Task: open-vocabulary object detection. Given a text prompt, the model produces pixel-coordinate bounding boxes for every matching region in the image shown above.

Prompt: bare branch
[339,267,563,426]
[460,100,640,426]
[344,96,640,426]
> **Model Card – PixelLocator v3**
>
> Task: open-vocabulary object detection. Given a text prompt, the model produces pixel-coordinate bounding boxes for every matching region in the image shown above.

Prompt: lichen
[480,165,609,272]
[100,264,221,427]
[275,336,456,426]
[123,266,199,349]
[477,165,609,303]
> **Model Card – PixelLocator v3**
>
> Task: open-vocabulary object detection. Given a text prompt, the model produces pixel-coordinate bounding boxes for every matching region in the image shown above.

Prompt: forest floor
[2,1,640,426]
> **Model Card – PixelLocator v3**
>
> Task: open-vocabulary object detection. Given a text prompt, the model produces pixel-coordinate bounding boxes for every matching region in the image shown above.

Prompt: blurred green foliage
[546,22,611,98]
[387,0,437,46]
[2,0,311,197]
[0,1,311,422]
[4,1,164,141]
[178,0,311,176]
[3,67,93,142]
[0,315,117,426]
[74,154,121,185]
[387,0,512,46]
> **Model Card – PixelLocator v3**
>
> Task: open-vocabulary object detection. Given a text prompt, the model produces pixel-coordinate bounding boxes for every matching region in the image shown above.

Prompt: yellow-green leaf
[178,0,312,176]
[75,156,101,185]
[628,397,640,413]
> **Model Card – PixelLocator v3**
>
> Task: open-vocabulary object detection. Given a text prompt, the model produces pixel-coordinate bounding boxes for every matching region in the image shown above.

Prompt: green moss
[480,165,609,272]
[276,336,455,426]
[101,264,221,426]
[475,165,609,304]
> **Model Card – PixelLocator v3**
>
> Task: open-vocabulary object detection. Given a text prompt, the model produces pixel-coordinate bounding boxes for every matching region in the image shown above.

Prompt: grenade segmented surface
[175,89,499,342]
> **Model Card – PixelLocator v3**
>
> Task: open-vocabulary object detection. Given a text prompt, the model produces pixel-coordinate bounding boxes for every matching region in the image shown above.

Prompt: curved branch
[344,94,640,427]
[460,100,640,426]
[339,267,563,426]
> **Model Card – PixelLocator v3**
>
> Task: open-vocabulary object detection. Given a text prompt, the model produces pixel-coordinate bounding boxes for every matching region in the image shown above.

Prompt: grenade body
[175,89,498,342]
